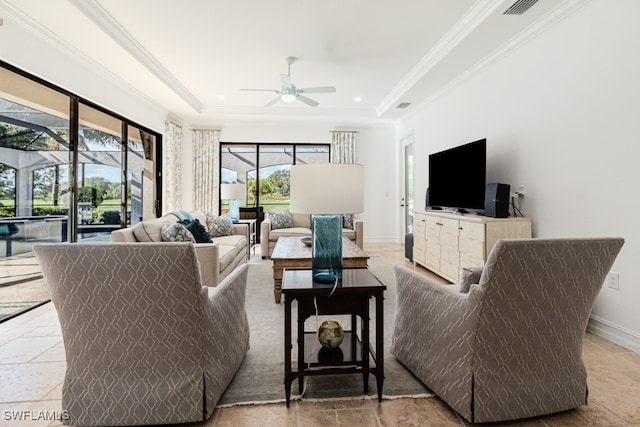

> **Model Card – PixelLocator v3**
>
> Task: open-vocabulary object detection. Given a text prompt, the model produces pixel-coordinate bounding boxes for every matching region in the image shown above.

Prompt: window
[220,143,329,241]
[0,61,162,310]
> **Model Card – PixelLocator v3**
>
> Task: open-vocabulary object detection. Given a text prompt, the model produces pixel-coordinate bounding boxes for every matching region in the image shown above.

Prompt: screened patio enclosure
[220,144,330,213]
[1,62,161,260]
[1,100,153,257]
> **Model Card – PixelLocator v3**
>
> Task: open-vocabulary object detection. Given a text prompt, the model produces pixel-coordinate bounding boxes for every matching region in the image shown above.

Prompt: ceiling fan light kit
[241,57,336,107]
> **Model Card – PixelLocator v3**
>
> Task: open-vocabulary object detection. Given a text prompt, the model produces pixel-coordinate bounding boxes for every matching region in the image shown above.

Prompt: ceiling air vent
[396,102,412,109]
[503,0,540,15]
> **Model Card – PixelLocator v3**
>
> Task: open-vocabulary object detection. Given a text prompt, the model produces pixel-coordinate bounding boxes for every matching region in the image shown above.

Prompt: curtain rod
[190,128,222,132]
[329,130,358,133]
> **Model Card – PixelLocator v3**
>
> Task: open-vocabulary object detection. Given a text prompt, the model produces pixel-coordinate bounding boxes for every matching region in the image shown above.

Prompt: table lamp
[221,183,246,222]
[290,164,364,283]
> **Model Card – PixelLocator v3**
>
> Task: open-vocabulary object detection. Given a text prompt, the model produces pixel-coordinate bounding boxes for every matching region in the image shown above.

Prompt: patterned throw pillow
[459,267,483,293]
[269,209,293,230]
[178,219,212,243]
[160,221,196,243]
[343,214,354,230]
[205,213,236,237]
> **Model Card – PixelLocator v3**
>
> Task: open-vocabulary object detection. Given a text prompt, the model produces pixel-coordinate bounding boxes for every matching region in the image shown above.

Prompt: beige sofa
[260,211,363,258]
[111,211,247,286]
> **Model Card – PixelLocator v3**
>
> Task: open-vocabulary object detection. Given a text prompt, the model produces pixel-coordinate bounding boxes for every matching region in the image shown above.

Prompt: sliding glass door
[220,143,330,239]
[0,61,162,319]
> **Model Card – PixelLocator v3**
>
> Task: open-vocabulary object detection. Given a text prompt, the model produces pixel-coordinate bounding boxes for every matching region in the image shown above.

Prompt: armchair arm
[260,219,272,256]
[200,264,250,416]
[391,265,485,398]
[193,243,219,287]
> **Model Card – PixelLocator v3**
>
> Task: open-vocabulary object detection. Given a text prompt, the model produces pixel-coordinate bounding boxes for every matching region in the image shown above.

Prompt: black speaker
[405,233,413,262]
[484,183,510,218]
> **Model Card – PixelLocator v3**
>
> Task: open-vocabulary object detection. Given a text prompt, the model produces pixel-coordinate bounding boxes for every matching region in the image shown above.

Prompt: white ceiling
[1,0,572,124]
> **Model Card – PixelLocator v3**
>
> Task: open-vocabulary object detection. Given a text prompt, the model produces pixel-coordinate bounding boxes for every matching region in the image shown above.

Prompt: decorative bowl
[318,320,344,349]
[300,237,312,246]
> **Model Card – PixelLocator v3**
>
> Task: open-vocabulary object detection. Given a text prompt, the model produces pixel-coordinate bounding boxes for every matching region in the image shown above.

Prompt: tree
[267,169,290,197]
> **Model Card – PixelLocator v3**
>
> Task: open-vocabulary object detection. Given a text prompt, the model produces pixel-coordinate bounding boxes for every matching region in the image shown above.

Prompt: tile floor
[0,242,639,426]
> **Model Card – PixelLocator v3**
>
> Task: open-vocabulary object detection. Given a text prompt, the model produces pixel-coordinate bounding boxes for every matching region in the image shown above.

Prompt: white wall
[181,121,398,241]
[0,15,167,133]
[397,0,640,351]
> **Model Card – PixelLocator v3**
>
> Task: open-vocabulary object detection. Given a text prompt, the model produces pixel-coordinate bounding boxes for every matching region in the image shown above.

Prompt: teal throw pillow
[205,213,236,237]
[179,219,212,243]
[160,221,196,243]
[269,209,293,230]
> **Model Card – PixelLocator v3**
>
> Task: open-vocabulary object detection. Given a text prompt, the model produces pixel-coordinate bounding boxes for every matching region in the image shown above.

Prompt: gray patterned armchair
[34,243,250,426]
[391,237,624,423]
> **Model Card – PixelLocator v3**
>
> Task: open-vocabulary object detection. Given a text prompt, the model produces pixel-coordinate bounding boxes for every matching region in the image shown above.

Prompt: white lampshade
[220,183,246,200]
[290,164,364,214]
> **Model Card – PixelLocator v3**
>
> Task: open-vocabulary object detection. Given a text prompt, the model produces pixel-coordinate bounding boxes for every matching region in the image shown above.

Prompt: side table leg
[284,295,292,407]
[273,265,283,303]
[362,306,370,394]
[376,292,385,402]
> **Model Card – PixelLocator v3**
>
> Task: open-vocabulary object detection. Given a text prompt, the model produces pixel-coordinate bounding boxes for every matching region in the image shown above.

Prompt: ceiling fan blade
[280,74,293,89]
[296,95,319,107]
[298,86,336,94]
[265,96,281,107]
[240,88,279,92]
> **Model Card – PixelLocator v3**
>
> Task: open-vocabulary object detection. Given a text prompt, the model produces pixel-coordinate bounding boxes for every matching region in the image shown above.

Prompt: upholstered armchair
[391,237,624,423]
[34,242,250,426]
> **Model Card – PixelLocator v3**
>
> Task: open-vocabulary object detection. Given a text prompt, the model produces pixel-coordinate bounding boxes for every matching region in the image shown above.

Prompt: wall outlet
[516,185,526,198]
[607,272,620,290]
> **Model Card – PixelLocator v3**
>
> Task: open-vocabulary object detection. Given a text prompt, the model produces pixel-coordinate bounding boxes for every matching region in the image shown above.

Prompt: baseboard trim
[588,315,640,353]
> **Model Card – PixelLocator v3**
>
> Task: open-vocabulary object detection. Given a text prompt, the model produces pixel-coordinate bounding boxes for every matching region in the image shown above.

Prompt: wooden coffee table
[271,236,369,303]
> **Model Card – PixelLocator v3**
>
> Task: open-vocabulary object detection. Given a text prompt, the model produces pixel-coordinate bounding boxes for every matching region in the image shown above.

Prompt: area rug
[0,300,50,322]
[217,255,432,407]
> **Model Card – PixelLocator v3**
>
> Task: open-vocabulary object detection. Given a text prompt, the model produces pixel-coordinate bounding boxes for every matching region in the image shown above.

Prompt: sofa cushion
[205,213,235,237]
[132,216,175,242]
[269,209,294,230]
[217,245,237,271]
[213,234,247,253]
[269,227,312,241]
[342,228,356,240]
[179,219,212,243]
[291,213,311,229]
[160,222,196,243]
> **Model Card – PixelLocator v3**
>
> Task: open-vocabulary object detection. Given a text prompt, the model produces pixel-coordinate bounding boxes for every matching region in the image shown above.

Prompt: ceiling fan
[241,57,336,107]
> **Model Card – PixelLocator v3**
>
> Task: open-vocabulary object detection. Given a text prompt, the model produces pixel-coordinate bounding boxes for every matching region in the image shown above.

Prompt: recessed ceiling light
[216,94,225,100]
[353,97,363,102]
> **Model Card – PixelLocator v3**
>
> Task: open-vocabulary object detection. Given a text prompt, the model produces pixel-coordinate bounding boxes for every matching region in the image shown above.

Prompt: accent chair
[391,237,624,423]
[34,242,250,426]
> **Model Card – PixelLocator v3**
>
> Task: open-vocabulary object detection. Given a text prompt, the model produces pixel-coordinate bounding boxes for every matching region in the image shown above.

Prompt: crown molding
[375,0,505,117]
[401,0,593,123]
[69,0,203,113]
[0,0,168,118]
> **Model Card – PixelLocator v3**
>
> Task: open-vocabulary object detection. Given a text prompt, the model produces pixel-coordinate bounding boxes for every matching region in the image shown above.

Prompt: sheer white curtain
[191,129,220,214]
[164,121,183,212]
[330,131,358,163]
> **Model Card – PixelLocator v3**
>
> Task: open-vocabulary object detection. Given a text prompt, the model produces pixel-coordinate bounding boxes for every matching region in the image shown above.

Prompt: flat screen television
[427,138,486,213]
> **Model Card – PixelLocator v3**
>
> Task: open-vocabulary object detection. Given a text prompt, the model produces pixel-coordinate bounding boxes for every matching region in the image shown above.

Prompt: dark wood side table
[282,268,386,407]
